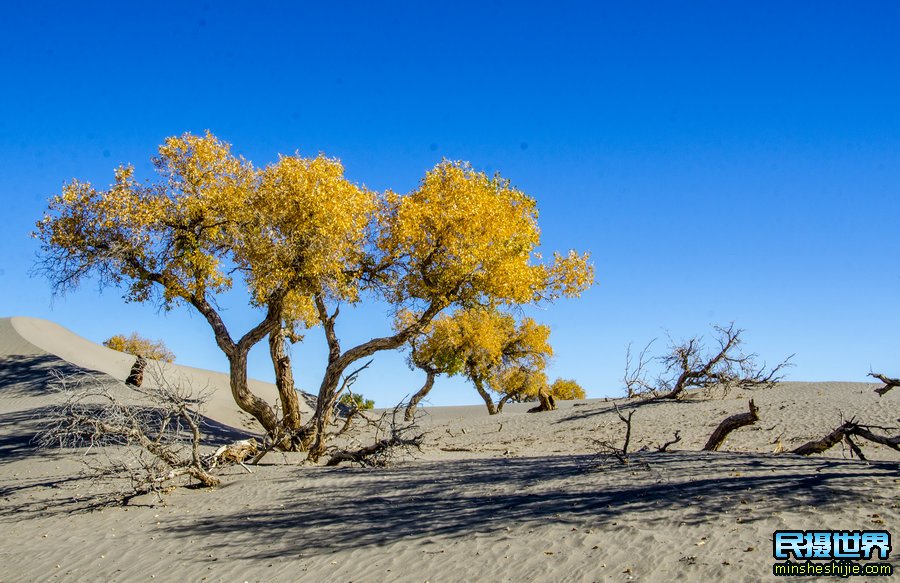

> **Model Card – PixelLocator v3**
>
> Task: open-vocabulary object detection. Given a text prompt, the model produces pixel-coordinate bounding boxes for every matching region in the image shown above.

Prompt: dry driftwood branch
[209,439,259,467]
[38,365,220,504]
[869,372,900,396]
[623,323,793,401]
[791,417,900,460]
[325,404,426,467]
[703,400,760,451]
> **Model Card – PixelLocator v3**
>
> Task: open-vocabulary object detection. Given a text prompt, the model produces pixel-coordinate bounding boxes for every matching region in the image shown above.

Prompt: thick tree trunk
[497,393,513,414]
[307,365,342,462]
[405,370,436,421]
[527,386,557,413]
[473,378,498,415]
[269,329,302,433]
[125,356,147,387]
[703,399,759,451]
[228,348,280,437]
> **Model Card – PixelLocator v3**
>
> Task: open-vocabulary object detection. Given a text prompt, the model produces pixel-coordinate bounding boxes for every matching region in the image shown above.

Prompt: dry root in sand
[791,418,900,461]
[624,323,792,400]
[38,365,220,504]
[326,405,425,467]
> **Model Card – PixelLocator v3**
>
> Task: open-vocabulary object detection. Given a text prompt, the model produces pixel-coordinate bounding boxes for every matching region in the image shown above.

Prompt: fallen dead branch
[792,418,900,460]
[869,372,899,396]
[703,400,760,452]
[325,405,426,467]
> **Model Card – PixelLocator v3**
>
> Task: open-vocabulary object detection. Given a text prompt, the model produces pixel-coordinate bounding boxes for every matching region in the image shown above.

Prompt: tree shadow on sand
[165,452,897,560]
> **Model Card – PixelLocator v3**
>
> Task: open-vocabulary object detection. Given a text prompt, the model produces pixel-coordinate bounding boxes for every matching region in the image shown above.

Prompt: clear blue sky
[2,1,898,406]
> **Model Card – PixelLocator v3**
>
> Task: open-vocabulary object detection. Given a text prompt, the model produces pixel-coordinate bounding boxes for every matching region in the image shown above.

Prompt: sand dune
[0,317,897,582]
[1,316,312,434]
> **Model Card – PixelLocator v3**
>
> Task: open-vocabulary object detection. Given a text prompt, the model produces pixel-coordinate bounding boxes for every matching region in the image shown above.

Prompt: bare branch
[623,324,792,401]
[702,400,760,452]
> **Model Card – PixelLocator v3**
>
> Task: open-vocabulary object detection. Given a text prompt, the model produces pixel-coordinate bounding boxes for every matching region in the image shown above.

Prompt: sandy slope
[0,317,897,582]
[1,316,312,433]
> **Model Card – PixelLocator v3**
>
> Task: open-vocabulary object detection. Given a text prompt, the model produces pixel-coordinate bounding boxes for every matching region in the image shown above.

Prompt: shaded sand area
[0,317,897,582]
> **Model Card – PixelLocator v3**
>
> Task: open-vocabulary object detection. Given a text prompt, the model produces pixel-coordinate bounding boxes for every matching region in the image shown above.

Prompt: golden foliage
[35,132,370,318]
[409,307,553,398]
[548,378,586,400]
[103,332,176,363]
[376,160,594,310]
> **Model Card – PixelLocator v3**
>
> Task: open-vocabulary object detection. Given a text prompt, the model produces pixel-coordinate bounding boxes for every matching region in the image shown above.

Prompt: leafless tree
[594,402,636,465]
[38,365,220,505]
[623,323,792,401]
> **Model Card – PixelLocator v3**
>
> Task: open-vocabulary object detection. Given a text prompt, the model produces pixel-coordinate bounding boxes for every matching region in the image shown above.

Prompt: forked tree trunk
[497,393,513,414]
[405,369,436,421]
[473,378,498,415]
[269,329,303,433]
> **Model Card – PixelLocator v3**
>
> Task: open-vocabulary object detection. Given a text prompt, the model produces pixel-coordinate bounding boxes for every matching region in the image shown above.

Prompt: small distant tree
[339,391,375,411]
[548,378,586,400]
[403,308,554,416]
[103,332,176,363]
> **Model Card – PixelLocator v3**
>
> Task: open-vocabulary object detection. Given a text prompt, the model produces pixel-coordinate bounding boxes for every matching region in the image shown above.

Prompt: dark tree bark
[703,399,760,451]
[125,355,147,387]
[791,419,900,458]
[792,421,855,456]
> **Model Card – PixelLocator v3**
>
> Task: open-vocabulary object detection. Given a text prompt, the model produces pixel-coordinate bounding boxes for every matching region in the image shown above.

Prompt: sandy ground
[0,317,897,582]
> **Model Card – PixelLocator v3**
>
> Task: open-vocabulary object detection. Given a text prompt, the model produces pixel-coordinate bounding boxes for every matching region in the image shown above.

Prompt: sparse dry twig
[38,364,220,505]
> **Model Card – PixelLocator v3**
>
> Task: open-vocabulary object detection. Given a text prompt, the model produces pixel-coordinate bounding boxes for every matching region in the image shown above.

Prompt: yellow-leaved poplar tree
[547,378,586,401]
[36,136,594,461]
[403,307,555,416]
[103,332,176,363]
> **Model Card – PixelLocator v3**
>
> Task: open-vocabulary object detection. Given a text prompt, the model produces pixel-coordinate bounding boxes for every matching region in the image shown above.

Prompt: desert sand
[0,317,897,582]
